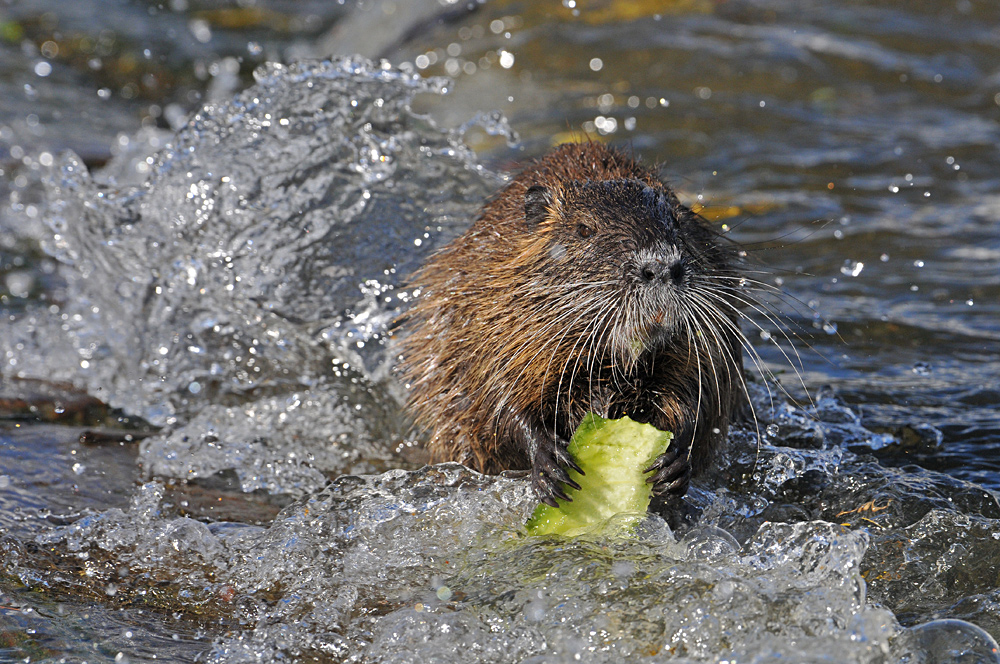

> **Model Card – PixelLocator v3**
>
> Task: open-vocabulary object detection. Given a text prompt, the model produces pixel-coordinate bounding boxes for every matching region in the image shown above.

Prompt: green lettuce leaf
[525,413,673,537]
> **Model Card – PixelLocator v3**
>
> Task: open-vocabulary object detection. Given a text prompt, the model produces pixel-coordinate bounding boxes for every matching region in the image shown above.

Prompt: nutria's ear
[524,185,553,226]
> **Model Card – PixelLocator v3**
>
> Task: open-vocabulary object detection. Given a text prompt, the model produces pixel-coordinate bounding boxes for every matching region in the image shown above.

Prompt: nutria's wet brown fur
[398,142,747,505]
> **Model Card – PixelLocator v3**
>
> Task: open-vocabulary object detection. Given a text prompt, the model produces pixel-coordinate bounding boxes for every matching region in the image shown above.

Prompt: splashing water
[2,58,504,495]
[10,452,1000,663]
[4,58,499,428]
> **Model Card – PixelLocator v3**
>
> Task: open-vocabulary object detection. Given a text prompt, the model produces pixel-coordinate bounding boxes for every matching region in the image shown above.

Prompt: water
[2,1,1000,662]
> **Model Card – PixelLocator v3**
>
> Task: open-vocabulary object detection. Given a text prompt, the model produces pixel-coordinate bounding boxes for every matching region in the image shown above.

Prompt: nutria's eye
[577,224,594,239]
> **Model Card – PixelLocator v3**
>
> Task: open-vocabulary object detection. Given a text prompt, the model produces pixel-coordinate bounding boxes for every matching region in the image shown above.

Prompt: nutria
[397,142,746,506]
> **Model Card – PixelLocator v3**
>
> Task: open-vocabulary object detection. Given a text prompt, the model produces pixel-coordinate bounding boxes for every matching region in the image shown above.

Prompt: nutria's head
[515,178,739,371]
[398,142,750,480]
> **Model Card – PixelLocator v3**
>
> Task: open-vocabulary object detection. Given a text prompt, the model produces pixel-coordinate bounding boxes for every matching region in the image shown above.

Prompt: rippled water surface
[2,1,999,662]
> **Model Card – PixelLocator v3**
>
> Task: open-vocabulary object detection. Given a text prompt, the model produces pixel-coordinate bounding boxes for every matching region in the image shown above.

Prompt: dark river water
[1,1,999,662]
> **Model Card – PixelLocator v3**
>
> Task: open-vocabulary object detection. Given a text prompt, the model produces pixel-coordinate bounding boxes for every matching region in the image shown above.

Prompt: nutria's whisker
[681,309,705,465]
[697,285,810,404]
[686,288,764,459]
[692,289,788,408]
[558,297,615,434]
[712,273,830,361]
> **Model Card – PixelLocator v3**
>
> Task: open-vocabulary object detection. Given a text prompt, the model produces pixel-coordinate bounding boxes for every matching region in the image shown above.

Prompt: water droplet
[840,261,864,277]
[189,18,212,43]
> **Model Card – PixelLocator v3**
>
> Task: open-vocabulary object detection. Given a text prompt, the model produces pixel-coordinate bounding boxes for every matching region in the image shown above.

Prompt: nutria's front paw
[644,444,691,497]
[531,439,583,507]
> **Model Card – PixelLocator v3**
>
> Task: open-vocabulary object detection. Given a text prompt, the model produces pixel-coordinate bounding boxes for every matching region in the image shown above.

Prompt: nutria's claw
[538,493,560,508]
[552,444,584,479]
[645,445,691,497]
[650,464,691,497]
[644,454,667,473]
[553,445,584,476]
[549,464,582,492]
[644,440,680,473]
[532,472,570,507]
[532,443,580,505]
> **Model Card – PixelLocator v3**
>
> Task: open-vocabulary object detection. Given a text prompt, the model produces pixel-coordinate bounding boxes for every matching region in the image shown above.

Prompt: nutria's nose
[639,259,686,285]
